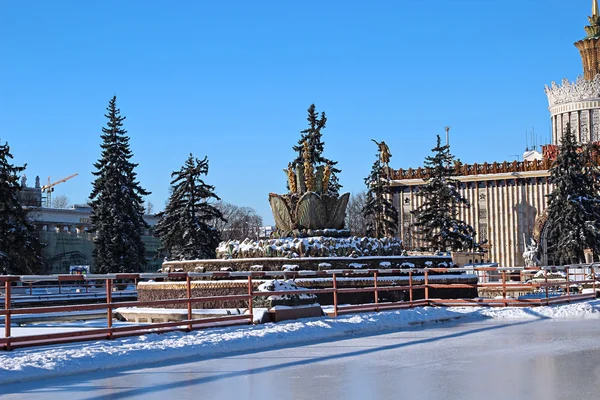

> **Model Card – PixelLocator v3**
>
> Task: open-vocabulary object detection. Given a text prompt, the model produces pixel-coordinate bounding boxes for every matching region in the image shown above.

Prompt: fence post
[565,267,570,302]
[186,275,193,331]
[106,278,113,340]
[502,270,507,306]
[593,265,597,297]
[545,268,549,303]
[373,271,379,312]
[409,271,413,303]
[333,273,338,317]
[4,280,11,351]
[424,269,429,302]
[247,275,253,321]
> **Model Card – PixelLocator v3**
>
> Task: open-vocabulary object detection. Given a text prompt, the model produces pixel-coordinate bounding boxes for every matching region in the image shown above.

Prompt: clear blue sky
[0,0,591,225]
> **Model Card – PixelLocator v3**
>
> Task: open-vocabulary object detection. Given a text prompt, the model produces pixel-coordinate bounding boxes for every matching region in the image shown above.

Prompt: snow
[281,264,299,271]
[216,236,403,259]
[256,279,316,301]
[348,262,365,268]
[532,269,567,280]
[114,307,245,316]
[2,300,600,385]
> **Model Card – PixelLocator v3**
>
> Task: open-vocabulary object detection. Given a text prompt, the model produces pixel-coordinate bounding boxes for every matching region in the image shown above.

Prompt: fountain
[137,118,475,317]
[269,140,350,238]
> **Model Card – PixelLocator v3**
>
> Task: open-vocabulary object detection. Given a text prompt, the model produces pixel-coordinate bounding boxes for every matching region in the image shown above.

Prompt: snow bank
[1,300,600,385]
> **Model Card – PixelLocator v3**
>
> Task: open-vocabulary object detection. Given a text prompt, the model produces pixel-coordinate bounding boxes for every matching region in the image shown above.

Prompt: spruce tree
[545,124,600,265]
[0,140,42,274]
[155,154,225,260]
[411,135,475,252]
[362,144,398,238]
[89,97,150,273]
[292,104,342,195]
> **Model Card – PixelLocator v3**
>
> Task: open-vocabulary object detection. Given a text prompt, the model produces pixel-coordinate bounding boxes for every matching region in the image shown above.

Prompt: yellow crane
[42,173,78,208]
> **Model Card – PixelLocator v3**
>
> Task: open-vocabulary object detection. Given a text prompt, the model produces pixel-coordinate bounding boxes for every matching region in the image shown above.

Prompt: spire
[583,1,600,39]
[576,1,600,79]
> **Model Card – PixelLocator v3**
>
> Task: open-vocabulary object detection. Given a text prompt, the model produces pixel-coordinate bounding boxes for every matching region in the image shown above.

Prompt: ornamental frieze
[545,75,600,108]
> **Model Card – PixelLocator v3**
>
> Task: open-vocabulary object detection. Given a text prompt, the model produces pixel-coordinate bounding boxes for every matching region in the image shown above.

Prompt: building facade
[390,2,600,267]
[390,161,552,268]
[19,186,162,274]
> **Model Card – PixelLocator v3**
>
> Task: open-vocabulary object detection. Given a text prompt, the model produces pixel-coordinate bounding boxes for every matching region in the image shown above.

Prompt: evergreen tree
[292,104,342,195]
[89,97,150,273]
[0,140,42,274]
[546,124,600,264]
[411,135,475,251]
[155,154,225,260]
[362,145,398,238]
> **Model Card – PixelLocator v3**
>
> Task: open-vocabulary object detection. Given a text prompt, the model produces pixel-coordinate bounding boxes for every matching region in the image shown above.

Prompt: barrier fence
[0,265,598,351]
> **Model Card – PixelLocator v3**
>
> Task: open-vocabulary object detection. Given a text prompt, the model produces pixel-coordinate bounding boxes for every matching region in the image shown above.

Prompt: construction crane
[41,173,78,208]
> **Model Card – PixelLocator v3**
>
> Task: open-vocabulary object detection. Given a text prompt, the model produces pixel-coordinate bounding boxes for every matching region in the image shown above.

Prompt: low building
[20,186,161,273]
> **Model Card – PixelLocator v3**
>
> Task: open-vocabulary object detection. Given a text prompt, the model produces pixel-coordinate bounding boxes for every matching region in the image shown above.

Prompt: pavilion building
[390,1,600,267]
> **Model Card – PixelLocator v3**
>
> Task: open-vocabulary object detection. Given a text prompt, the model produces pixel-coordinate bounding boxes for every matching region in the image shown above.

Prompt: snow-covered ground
[1,300,600,386]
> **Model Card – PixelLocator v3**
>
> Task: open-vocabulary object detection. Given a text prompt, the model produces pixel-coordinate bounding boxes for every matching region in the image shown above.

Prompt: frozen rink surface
[3,317,600,400]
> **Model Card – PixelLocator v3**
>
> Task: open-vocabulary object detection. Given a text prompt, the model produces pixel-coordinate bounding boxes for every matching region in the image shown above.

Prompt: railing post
[187,275,193,331]
[565,267,570,302]
[247,275,253,321]
[545,268,549,303]
[332,273,338,317]
[4,280,11,351]
[373,271,379,312]
[593,265,597,297]
[501,270,507,306]
[409,271,413,303]
[106,278,113,340]
[424,269,429,302]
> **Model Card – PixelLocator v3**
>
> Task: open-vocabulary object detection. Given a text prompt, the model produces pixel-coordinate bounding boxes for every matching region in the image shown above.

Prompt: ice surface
[1,300,599,386]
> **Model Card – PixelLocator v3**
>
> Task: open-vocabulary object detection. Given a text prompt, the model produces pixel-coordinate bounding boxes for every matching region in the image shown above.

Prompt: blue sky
[0,0,592,225]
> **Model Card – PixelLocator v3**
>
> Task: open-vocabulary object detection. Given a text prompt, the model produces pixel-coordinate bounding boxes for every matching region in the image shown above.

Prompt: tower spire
[575,2,600,79]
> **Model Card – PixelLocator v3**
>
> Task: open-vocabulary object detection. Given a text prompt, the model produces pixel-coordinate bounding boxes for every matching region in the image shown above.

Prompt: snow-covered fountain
[137,140,475,321]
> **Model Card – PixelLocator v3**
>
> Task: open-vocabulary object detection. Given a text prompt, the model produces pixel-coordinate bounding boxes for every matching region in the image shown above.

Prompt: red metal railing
[0,265,597,351]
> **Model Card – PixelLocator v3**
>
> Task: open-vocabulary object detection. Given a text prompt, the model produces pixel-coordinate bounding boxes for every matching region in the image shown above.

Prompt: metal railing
[0,265,597,351]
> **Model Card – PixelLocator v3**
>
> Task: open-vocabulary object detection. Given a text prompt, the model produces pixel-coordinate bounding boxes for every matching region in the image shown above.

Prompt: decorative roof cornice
[390,170,550,187]
[390,159,552,182]
[545,75,600,108]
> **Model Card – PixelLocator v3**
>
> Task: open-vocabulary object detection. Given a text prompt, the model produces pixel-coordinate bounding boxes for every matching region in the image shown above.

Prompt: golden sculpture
[371,139,391,165]
[302,141,316,192]
[285,163,297,193]
[322,164,331,194]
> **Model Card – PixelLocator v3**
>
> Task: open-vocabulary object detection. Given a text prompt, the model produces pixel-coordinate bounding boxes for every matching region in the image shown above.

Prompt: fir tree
[362,144,398,238]
[155,154,225,260]
[545,124,600,264]
[411,135,475,252]
[89,97,150,273]
[292,104,342,195]
[0,140,42,274]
